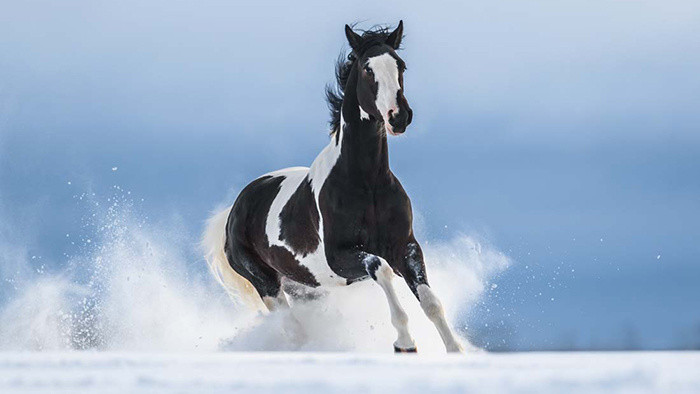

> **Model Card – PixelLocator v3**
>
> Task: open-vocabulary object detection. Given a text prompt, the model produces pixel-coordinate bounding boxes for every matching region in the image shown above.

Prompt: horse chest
[321,181,411,256]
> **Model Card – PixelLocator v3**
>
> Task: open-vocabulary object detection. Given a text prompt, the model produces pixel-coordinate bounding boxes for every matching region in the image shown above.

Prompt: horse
[203,21,463,353]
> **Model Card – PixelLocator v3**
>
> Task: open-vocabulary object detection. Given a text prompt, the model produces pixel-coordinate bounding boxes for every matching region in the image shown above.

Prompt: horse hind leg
[228,244,300,315]
[229,244,307,344]
[226,242,283,310]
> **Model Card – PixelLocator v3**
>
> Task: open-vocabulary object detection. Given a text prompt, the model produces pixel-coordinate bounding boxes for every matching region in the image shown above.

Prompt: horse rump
[202,206,265,311]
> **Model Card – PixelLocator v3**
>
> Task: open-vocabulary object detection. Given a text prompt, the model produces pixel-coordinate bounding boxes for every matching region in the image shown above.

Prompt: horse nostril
[389,109,408,128]
[388,109,394,120]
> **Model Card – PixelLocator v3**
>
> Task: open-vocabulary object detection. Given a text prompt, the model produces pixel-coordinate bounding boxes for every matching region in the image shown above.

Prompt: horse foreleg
[415,284,463,353]
[402,241,464,353]
[363,254,417,353]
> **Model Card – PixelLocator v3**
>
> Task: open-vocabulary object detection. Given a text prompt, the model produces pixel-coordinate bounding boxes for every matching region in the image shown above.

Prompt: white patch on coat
[264,167,308,251]
[309,116,343,201]
[359,106,370,120]
[366,53,400,126]
[261,166,308,179]
[261,120,346,287]
[298,117,345,285]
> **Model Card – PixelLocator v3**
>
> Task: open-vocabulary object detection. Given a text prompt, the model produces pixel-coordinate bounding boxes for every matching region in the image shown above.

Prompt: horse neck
[337,77,391,184]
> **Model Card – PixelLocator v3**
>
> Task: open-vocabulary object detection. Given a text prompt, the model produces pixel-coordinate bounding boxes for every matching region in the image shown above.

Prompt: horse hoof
[394,345,417,353]
[446,341,464,353]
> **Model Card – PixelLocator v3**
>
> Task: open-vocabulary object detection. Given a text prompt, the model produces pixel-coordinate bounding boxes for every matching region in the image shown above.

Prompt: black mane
[325,26,399,135]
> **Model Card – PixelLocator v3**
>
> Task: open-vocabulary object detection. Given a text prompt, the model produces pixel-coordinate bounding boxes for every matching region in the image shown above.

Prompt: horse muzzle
[387,106,413,135]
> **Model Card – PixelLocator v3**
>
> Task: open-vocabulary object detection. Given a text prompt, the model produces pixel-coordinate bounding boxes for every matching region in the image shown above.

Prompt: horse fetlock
[391,309,409,327]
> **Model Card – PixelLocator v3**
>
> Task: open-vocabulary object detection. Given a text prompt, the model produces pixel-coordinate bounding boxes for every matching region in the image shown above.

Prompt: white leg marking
[416,284,464,353]
[371,257,416,350]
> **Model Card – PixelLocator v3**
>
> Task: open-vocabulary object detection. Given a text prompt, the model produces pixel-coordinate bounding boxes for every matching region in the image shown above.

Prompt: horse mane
[325,25,401,136]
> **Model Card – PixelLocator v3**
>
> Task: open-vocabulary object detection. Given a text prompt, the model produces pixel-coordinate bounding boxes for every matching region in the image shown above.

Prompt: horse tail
[202,206,264,312]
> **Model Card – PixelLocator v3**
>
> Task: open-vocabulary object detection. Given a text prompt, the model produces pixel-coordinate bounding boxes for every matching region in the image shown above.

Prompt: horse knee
[417,284,444,321]
[364,255,393,283]
[376,262,395,284]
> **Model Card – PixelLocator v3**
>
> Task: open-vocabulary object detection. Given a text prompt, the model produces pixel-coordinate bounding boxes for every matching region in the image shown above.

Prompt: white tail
[202,206,264,311]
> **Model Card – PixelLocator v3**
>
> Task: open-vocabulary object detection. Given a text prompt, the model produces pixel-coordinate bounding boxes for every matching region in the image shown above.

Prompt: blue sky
[1,1,699,350]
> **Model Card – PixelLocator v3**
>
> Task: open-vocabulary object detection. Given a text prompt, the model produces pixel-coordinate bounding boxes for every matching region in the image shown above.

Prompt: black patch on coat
[225,175,285,298]
[226,173,322,297]
[264,245,320,287]
[363,255,382,281]
[319,71,416,283]
[279,177,320,257]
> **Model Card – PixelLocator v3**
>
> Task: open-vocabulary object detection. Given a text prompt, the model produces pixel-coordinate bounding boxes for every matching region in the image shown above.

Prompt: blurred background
[1,0,699,351]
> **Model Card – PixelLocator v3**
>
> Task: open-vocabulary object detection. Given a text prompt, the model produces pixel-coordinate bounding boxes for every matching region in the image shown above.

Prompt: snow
[0,351,698,393]
[1,190,698,393]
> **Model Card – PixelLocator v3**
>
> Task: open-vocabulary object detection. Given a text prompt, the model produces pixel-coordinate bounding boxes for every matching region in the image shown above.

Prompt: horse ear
[345,24,362,52]
[386,20,404,49]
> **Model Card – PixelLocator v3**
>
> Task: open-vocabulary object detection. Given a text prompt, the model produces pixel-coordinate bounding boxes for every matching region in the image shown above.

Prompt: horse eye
[364,66,373,75]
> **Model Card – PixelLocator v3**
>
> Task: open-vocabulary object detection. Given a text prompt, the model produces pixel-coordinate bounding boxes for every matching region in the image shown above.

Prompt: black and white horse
[204,22,463,353]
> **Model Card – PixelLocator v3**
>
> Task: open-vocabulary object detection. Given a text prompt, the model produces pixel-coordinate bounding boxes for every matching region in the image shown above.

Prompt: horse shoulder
[262,167,311,250]
[376,174,414,243]
[279,174,321,256]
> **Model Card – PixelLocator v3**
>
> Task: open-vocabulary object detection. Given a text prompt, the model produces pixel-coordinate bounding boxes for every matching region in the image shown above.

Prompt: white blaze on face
[366,53,401,134]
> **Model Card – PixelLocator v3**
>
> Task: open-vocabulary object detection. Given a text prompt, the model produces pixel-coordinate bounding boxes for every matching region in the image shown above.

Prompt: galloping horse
[204,21,463,353]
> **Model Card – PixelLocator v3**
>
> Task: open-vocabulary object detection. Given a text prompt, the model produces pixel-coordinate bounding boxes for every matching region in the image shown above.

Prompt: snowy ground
[1,351,698,393]
[1,193,698,393]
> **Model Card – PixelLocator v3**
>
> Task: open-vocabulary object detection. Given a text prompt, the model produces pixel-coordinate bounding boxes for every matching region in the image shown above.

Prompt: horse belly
[296,248,347,287]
